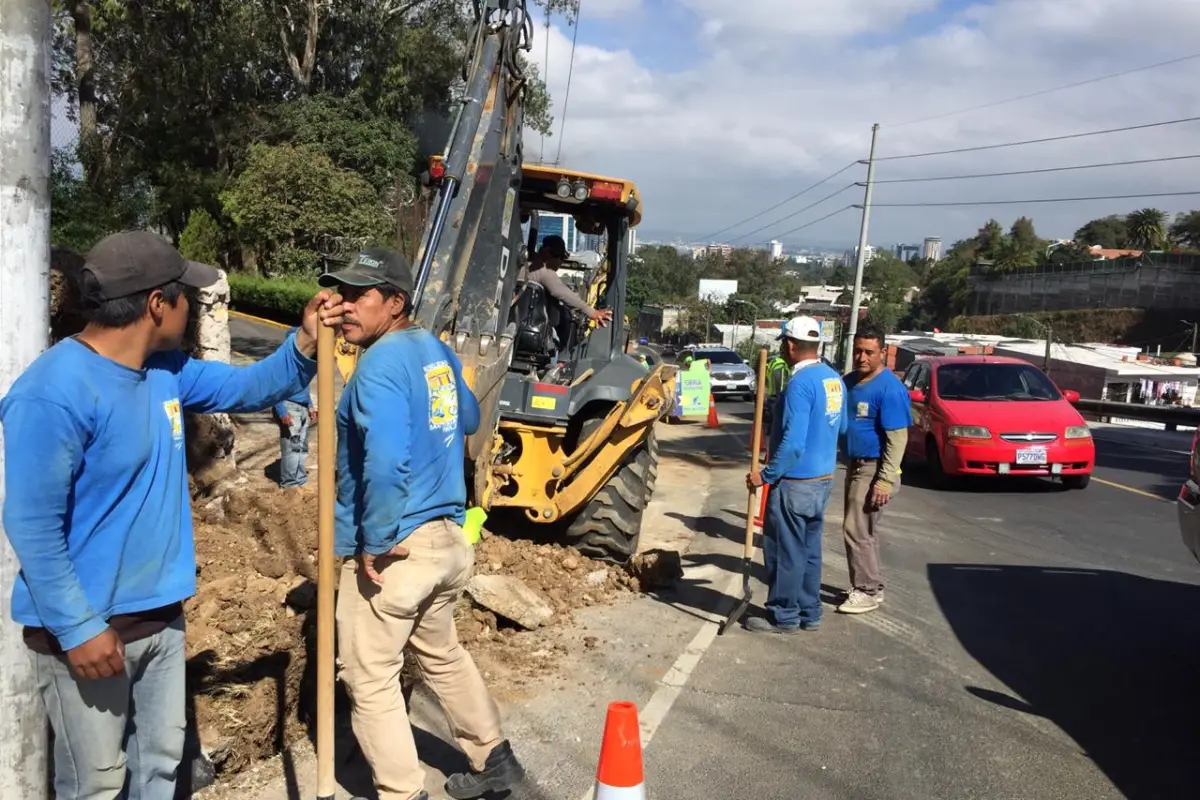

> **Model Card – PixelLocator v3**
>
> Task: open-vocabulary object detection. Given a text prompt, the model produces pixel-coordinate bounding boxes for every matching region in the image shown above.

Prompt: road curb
[230,309,290,331]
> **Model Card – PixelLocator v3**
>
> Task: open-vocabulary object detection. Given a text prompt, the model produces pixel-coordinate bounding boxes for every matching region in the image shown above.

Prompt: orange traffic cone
[705,393,719,428]
[593,701,646,799]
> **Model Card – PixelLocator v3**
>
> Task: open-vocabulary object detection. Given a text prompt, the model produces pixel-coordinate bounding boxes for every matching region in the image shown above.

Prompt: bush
[228,274,320,324]
[179,208,223,265]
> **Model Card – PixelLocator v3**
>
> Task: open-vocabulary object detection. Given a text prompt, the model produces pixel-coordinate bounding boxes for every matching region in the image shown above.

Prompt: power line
[729,184,857,243]
[870,154,1200,184]
[553,0,583,166]
[886,52,1200,130]
[877,115,1200,162]
[773,205,857,240]
[696,161,860,241]
[868,190,1200,208]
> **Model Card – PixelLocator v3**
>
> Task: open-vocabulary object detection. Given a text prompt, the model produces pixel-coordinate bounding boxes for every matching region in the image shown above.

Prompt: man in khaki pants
[320,248,524,800]
[837,322,912,615]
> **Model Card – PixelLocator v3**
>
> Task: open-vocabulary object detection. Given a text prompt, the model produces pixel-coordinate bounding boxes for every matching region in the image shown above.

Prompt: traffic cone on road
[705,393,719,428]
[593,701,646,799]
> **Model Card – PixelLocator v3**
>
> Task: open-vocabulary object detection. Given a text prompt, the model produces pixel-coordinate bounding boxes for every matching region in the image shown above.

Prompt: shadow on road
[1092,441,1184,500]
[929,563,1200,800]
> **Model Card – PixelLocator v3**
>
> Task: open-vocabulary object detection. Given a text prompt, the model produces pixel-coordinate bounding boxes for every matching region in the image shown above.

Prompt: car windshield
[696,351,744,365]
[935,363,1062,401]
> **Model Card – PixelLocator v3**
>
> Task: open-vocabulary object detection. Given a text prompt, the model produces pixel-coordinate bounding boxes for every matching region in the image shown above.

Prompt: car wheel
[925,437,952,490]
[1061,474,1090,491]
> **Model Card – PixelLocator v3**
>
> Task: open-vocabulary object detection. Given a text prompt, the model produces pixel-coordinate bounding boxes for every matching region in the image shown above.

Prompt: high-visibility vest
[765,357,790,398]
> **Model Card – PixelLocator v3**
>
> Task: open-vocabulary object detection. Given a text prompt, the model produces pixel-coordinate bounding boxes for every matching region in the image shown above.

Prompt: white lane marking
[576,569,742,800]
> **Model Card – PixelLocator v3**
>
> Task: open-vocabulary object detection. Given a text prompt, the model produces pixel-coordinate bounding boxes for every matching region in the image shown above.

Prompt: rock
[585,569,608,587]
[627,548,684,589]
[254,555,288,580]
[466,574,553,630]
[561,555,581,571]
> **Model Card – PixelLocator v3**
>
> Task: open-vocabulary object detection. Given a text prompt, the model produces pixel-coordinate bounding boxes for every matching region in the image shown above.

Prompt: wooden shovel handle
[744,347,769,558]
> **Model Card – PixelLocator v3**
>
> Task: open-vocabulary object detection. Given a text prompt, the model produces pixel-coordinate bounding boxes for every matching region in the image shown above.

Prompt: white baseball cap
[777,315,822,343]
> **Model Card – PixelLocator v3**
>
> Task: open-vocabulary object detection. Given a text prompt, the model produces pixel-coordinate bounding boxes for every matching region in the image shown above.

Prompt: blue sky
[526,0,1200,249]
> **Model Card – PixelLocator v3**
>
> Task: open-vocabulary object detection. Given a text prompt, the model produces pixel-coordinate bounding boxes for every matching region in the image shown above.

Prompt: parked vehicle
[901,355,1095,489]
[687,347,755,400]
[1176,429,1200,564]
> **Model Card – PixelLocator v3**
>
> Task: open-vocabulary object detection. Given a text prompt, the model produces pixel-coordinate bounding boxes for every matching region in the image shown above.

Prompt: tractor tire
[564,435,654,564]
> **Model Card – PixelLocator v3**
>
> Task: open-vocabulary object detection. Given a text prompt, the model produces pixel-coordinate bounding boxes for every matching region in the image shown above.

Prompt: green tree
[1074,215,1128,249]
[1169,210,1200,250]
[179,208,223,265]
[1126,208,1168,251]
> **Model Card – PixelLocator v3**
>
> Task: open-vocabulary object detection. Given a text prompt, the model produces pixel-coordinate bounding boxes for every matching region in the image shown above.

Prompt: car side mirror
[1062,389,1080,404]
[909,389,927,404]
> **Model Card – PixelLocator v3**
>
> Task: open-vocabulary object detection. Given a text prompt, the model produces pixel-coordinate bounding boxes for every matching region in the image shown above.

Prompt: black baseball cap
[540,235,570,259]
[82,230,220,301]
[318,247,414,294]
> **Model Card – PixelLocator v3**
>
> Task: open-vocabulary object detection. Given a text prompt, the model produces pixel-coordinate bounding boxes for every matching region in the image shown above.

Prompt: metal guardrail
[1075,398,1200,430]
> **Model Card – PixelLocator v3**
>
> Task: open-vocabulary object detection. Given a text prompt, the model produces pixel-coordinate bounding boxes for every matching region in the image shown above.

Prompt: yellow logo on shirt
[163,399,183,448]
[823,378,844,417]
[425,361,459,434]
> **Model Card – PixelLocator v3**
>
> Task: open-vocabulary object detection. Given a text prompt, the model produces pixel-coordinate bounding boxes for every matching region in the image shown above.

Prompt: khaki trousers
[842,459,898,595]
[336,519,503,800]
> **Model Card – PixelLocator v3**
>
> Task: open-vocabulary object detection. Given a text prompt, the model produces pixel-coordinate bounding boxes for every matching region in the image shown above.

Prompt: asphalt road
[231,316,1200,798]
[648,402,1200,800]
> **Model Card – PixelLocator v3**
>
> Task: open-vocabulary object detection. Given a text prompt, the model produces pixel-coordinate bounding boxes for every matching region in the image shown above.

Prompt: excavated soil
[186,466,649,780]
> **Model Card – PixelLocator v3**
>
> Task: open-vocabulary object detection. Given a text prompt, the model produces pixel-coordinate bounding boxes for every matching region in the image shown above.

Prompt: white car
[688,348,755,400]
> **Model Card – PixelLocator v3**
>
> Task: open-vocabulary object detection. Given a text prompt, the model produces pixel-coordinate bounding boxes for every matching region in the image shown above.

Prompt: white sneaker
[838,589,881,614]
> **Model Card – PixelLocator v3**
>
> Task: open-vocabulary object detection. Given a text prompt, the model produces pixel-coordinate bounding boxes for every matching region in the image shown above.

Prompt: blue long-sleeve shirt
[0,333,317,651]
[761,361,848,484]
[272,328,314,418]
[334,327,481,557]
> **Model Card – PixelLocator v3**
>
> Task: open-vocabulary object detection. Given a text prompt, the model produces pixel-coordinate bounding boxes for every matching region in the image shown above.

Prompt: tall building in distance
[923,236,943,262]
[769,239,783,260]
[533,212,579,252]
[894,243,921,261]
[843,244,876,267]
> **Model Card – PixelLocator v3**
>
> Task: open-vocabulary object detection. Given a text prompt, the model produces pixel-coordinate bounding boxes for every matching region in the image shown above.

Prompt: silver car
[691,348,755,401]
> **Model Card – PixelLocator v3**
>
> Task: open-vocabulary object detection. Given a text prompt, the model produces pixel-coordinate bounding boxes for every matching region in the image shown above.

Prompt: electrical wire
[886,52,1200,130]
[554,0,583,166]
[877,115,1200,162]
[869,154,1200,184]
[729,184,857,244]
[772,205,857,240]
[869,191,1200,207]
[696,161,861,241]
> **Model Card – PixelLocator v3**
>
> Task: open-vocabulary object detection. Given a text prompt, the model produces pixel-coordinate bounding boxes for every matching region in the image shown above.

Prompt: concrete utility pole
[0,1,53,797]
[843,123,879,375]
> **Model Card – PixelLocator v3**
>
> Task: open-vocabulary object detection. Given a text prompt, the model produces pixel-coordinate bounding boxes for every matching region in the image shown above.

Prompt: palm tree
[1125,208,1169,251]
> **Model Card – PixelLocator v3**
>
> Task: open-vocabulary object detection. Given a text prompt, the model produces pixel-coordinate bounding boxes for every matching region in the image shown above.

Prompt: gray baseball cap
[318,247,415,293]
[82,230,219,301]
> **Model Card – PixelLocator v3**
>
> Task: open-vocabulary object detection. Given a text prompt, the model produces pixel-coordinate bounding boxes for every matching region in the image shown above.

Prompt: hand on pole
[295,290,347,357]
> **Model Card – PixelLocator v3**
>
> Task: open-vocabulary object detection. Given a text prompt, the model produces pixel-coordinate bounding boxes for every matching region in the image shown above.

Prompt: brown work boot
[444,740,525,799]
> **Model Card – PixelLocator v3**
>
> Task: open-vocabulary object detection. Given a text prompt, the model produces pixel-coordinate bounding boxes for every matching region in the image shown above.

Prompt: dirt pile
[186,487,650,780]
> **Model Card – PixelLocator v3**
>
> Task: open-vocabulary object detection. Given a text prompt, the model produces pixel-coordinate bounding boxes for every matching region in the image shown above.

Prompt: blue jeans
[279,399,310,488]
[33,614,187,800]
[763,478,834,628]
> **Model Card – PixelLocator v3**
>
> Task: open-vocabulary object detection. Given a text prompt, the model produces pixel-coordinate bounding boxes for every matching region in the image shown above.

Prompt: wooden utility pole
[0,0,53,796]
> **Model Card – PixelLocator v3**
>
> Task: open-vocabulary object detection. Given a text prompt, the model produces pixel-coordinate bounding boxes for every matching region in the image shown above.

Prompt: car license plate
[1016,446,1047,465]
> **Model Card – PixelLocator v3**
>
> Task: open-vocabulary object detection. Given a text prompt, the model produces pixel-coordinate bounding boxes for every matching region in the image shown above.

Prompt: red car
[901,355,1095,489]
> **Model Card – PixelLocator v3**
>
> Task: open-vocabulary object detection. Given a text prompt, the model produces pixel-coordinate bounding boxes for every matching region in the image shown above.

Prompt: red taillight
[590,181,623,201]
[429,157,445,180]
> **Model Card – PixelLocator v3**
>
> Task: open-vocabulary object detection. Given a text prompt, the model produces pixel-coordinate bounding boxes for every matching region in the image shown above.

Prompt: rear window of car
[935,362,1061,401]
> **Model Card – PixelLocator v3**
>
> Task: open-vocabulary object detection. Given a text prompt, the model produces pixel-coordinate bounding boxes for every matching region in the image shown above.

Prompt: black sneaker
[744,616,800,634]
[444,740,526,799]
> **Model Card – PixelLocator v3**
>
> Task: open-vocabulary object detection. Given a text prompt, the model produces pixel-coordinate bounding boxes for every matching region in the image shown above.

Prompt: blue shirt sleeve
[166,332,318,414]
[351,364,412,555]
[879,376,913,431]
[761,379,811,484]
[451,354,481,436]
[0,398,108,650]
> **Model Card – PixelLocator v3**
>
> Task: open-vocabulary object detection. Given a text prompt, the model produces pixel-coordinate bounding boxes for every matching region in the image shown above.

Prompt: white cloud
[525,0,1200,248]
[578,0,645,21]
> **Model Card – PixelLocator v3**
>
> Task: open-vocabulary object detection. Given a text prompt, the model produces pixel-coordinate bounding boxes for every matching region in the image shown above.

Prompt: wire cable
[877,115,1200,162]
[772,205,857,240]
[554,0,583,166]
[869,190,1200,208]
[696,161,861,241]
[886,52,1200,130]
[870,154,1200,184]
[729,184,857,244]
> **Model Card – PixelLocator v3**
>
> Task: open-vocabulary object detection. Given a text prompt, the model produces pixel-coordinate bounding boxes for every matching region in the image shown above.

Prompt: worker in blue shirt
[746,316,848,633]
[837,322,913,615]
[0,230,344,800]
[271,328,318,488]
[319,248,524,800]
